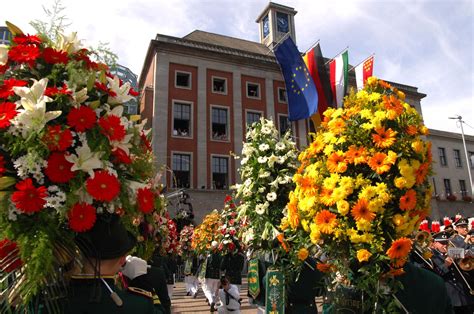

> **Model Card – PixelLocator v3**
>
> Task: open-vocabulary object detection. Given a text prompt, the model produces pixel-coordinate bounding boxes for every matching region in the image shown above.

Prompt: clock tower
[256,2,297,50]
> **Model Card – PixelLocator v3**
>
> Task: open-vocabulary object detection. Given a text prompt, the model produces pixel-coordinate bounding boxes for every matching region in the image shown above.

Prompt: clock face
[263,15,269,38]
[276,12,289,33]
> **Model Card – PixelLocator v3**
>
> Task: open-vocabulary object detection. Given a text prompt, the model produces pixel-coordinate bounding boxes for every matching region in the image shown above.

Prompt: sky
[2,0,473,135]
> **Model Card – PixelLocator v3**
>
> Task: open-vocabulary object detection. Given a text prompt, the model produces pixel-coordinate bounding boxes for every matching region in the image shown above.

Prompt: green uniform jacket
[64,276,158,314]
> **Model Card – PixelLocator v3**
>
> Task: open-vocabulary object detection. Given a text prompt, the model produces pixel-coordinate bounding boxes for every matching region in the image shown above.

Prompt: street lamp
[449,115,474,197]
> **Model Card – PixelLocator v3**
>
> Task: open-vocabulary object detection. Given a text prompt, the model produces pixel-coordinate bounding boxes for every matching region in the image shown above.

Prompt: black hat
[468,229,474,236]
[76,214,136,259]
[433,231,450,242]
[454,218,468,227]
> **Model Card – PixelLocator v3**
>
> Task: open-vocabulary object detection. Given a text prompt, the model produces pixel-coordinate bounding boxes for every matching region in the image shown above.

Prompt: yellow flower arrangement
[286,77,432,309]
[191,210,222,255]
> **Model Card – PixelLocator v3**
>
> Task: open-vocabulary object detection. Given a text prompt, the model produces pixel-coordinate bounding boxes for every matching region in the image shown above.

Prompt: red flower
[12,34,42,45]
[137,187,155,214]
[67,105,97,132]
[68,203,97,232]
[98,115,126,142]
[0,238,22,272]
[0,64,8,74]
[44,83,72,98]
[228,242,236,252]
[8,45,41,66]
[42,47,69,64]
[11,178,47,213]
[0,155,6,176]
[111,147,132,164]
[129,87,139,96]
[0,102,18,128]
[94,82,116,97]
[140,132,152,152]
[86,170,121,202]
[42,125,73,151]
[0,79,28,99]
[45,153,75,183]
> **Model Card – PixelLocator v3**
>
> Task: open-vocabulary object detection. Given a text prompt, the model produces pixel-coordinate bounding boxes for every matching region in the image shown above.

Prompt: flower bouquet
[217,195,242,255]
[287,77,432,310]
[234,117,297,258]
[191,210,221,255]
[0,23,164,305]
[163,218,179,255]
[178,224,194,258]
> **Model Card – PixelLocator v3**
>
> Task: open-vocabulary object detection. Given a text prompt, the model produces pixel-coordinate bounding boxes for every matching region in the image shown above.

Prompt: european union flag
[274,37,318,121]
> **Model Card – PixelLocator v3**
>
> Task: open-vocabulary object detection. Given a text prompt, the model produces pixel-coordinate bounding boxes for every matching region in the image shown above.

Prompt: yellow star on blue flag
[274,37,318,121]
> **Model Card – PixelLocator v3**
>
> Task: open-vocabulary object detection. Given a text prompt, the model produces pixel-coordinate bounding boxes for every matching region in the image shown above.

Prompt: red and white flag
[355,55,374,90]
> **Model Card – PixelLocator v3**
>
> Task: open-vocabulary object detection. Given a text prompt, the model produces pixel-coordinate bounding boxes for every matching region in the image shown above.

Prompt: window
[0,28,11,45]
[247,82,260,99]
[453,149,462,168]
[279,115,292,137]
[459,180,467,198]
[278,87,287,103]
[211,107,228,141]
[173,102,191,137]
[212,77,227,94]
[212,156,229,190]
[172,153,191,188]
[175,71,191,89]
[438,147,447,166]
[469,152,474,168]
[443,179,452,196]
[246,111,262,127]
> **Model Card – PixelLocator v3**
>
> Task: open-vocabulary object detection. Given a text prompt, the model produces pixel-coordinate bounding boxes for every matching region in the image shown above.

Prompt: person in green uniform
[65,214,158,314]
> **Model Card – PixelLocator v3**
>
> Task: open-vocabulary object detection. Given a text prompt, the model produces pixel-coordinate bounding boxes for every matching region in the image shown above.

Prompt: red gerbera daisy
[8,45,41,66]
[129,87,139,96]
[12,34,42,45]
[0,79,28,99]
[68,203,97,232]
[42,47,69,64]
[42,125,73,151]
[0,102,18,128]
[0,238,23,272]
[137,187,155,214]
[44,152,75,183]
[11,178,47,213]
[111,147,132,164]
[67,105,97,132]
[44,83,72,98]
[0,155,6,176]
[86,170,121,202]
[98,115,126,142]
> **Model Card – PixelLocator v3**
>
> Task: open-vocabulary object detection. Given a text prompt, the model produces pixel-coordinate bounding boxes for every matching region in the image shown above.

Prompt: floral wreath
[0,23,164,303]
[286,77,432,310]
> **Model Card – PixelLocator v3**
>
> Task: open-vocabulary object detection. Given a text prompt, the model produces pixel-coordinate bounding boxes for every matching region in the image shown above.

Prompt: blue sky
[2,0,473,135]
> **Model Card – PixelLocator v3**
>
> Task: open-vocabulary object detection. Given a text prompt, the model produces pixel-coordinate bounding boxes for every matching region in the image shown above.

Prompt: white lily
[13,78,52,108]
[55,32,82,54]
[106,76,134,105]
[65,142,103,177]
[0,44,8,65]
[72,87,89,107]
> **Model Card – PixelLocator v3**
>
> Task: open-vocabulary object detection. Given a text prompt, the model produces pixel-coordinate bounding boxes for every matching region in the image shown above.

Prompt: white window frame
[210,105,230,143]
[277,87,287,103]
[245,109,264,128]
[277,113,295,137]
[246,82,261,100]
[210,154,231,190]
[174,70,192,89]
[211,76,228,95]
[171,100,193,139]
[171,151,193,189]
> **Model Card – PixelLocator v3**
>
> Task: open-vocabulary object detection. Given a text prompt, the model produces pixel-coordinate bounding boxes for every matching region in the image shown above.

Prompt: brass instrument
[458,256,473,271]
[447,240,474,295]
[412,231,434,270]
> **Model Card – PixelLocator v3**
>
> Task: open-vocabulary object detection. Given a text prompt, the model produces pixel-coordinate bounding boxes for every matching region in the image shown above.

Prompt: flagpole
[265,33,292,55]
[324,46,349,66]
[348,53,375,72]
[303,39,320,55]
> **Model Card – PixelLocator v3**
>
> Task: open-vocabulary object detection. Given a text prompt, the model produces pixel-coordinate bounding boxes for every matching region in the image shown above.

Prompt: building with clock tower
[256,2,297,50]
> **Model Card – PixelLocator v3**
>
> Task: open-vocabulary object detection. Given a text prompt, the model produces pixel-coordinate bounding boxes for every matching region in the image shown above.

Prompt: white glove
[121,255,148,280]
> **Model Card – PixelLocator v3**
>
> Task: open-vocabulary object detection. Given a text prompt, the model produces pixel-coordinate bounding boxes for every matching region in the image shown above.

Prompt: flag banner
[265,267,285,314]
[355,56,374,90]
[274,37,318,121]
[329,50,349,108]
[248,259,260,299]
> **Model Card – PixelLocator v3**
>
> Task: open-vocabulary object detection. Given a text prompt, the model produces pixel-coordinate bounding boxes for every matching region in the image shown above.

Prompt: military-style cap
[454,218,468,227]
[433,231,450,242]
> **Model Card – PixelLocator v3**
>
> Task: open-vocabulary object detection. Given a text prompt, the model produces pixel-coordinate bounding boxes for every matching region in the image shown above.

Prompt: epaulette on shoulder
[128,286,153,299]
[152,294,161,305]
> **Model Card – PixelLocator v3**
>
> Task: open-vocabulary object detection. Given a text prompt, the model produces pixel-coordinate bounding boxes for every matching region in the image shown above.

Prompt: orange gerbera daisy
[351,198,376,221]
[383,95,404,119]
[399,189,417,211]
[345,145,367,165]
[316,262,335,273]
[415,162,429,184]
[328,118,346,134]
[386,237,412,260]
[372,127,397,148]
[368,152,391,174]
[405,125,418,136]
[379,80,392,90]
[320,188,336,206]
[314,209,337,234]
[327,152,347,173]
